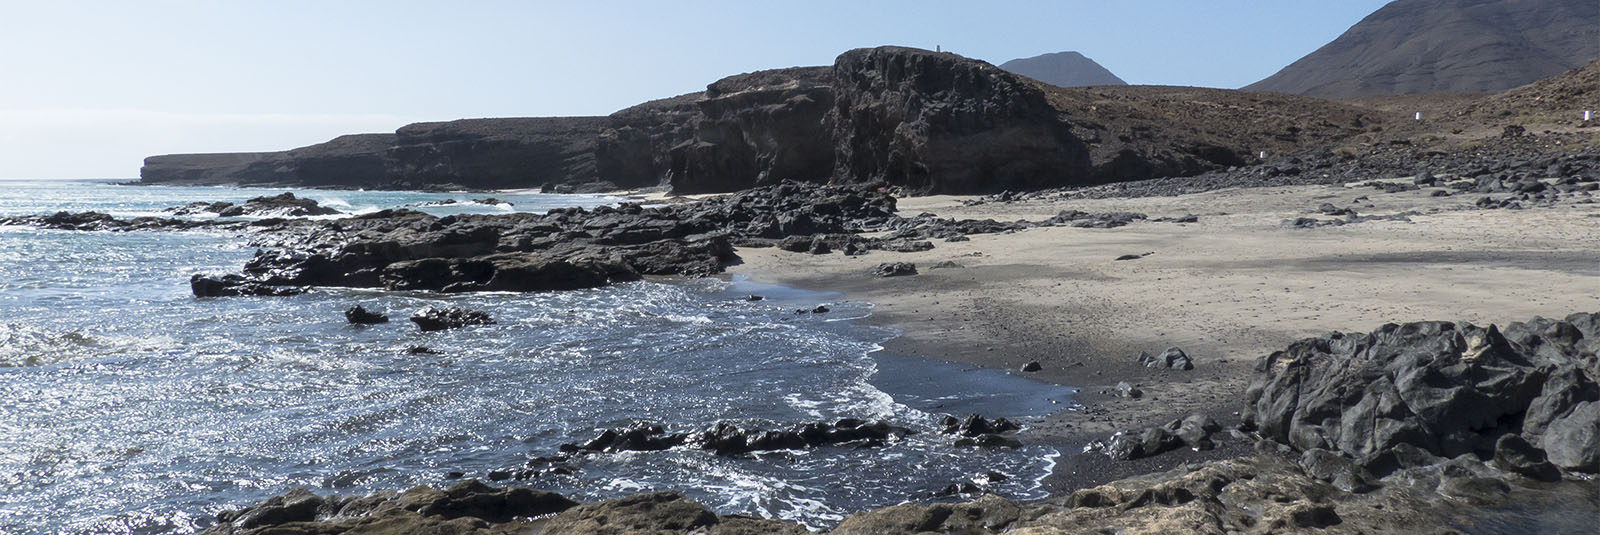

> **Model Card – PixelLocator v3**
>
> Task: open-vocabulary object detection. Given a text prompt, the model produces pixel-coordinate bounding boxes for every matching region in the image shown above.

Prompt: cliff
[387,117,610,191]
[1246,0,1600,99]
[144,46,1380,194]
[999,51,1127,88]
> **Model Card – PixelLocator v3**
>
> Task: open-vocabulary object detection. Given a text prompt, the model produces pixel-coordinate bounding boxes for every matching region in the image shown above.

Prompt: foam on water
[0,181,1073,534]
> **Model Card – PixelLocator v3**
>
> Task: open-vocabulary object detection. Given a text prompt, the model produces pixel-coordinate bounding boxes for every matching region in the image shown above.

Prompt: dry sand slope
[730,181,1600,489]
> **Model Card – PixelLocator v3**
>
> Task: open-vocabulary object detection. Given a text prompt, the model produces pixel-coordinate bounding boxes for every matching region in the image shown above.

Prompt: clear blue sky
[0,0,1392,178]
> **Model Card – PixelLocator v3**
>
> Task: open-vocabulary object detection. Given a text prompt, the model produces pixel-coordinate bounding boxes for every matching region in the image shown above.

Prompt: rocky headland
[139,46,1382,195]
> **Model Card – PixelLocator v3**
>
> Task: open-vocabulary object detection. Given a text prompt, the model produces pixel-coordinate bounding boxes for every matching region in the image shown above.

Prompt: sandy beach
[730,181,1600,490]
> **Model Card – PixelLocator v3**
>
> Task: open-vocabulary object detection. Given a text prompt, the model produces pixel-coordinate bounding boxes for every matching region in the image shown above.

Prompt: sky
[0,0,1393,179]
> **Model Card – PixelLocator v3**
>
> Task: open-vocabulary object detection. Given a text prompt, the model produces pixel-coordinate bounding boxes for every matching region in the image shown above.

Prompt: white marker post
[1415,112,1422,121]
[1586,110,1593,121]
[1259,151,1267,159]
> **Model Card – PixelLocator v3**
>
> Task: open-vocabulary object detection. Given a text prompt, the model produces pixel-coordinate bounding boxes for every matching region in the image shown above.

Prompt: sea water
[0,180,1071,534]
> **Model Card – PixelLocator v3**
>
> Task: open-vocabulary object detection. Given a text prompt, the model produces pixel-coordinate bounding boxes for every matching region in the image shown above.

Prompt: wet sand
[729,182,1600,492]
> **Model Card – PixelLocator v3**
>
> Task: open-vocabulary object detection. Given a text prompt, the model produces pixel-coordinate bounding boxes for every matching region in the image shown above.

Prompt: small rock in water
[745,295,764,301]
[811,305,830,314]
[410,306,495,332]
[406,345,442,355]
[1020,361,1042,372]
[872,262,917,277]
[344,304,389,324]
[1114,253,1148,261]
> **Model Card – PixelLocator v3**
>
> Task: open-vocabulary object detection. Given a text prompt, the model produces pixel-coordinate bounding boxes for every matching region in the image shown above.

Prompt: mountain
[1246,0,1600,99]
[998,51,1127,87]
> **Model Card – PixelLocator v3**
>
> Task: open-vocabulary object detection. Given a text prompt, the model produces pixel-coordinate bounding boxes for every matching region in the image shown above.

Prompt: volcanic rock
[410,307,494,332]
[344,305,388,324]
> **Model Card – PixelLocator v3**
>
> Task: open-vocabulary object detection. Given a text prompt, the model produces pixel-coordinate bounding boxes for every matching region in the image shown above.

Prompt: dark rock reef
[185,181,1170,298]
[168,192,341,218]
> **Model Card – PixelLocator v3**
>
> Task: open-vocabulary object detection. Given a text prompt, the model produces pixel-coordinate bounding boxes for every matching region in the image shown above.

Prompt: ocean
[0,180,1071,534]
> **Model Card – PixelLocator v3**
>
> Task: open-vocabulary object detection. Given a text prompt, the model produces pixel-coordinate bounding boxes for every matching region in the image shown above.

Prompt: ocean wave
[0,323,170,367]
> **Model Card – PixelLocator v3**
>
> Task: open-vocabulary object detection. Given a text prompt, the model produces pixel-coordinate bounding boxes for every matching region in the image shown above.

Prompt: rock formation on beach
[175,180,1194,298]
[999,51,1127,88]
[1246,0,1600,98]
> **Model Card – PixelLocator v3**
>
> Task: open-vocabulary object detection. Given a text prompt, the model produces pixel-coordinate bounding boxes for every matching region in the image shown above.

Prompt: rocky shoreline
[197,313,1599,535]
[7,132,1598,532]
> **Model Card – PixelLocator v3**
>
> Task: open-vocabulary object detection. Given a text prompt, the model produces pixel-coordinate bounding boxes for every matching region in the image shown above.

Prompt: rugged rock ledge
[181,181,1177,298]
[197,313,1599,534]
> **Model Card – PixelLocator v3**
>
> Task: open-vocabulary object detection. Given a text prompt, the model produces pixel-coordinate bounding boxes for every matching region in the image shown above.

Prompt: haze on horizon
[0,0,1390,179]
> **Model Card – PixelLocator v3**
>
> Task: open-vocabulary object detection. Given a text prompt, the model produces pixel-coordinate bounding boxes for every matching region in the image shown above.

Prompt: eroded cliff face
[387,117,610,191]
[828,47,1090,193]
[141,121,620,191]
[142,46,1368,194]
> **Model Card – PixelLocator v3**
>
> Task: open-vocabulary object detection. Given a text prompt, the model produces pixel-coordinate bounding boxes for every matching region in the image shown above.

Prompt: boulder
[1492,433,1562,481]
[1136,347,1195,370]
[1543,401,1600,472]
[872,262,918,277]
[344,305,388,324]
[410,307,494,332]
[941,414,1022,437]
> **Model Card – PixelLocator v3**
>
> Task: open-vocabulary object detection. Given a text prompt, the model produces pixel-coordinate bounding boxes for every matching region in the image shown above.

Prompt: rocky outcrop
[201,480,577,535]
[1243,314,1600,473]
[826,47,1093,193]
[191,182,891,297]
[558,418,917,458]
[168,192,341,218]
[1246,0,1600,98]
[0,211,247,232]
[540,492,804,535]
[184,181,1191,298]
[999,51,1127,88]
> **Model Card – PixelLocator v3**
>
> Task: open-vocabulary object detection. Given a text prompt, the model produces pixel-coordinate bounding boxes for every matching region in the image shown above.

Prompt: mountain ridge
[1247,0,1600,99]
